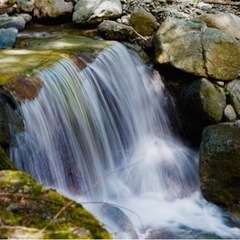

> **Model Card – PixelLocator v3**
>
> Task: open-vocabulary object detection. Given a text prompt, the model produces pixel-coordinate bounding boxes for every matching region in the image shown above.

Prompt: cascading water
[10,43,240,239]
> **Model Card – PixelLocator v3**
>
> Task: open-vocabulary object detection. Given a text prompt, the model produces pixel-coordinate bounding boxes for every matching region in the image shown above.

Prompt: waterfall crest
[10,43,240,238]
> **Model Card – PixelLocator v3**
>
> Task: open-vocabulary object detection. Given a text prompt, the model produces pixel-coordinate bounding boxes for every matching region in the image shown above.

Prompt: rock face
[0,170,111,239]
[200,124,240,207]
[198,13,240,40]
[0,27,18,48]
[130,7,159,36]
[181,78,226,124]
[98,20,136,41]
[33,0,73,19]
[73,0,122,25]
[153,17,240,81]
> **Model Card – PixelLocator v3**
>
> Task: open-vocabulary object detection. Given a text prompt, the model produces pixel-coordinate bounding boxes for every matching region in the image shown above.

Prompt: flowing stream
[10,43,240,239]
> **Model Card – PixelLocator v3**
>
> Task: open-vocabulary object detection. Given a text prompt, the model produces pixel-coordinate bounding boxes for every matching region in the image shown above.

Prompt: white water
[10,43,240,239]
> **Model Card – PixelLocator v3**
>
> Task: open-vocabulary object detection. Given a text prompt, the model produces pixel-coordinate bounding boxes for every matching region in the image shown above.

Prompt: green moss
[0,170,111,239]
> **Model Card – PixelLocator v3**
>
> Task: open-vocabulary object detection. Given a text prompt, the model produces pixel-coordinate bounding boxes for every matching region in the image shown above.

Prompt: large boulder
[200,123,240,207]
[0,170,111,239]
[154,17,207,77]
[33,0,73,19]
[226,79,240,117]
[73,0,122,26]
[130,7,159,36]
[198,13,240,40]
[153,17,240,81]
[181,78,226,124]
[0,27,18,49]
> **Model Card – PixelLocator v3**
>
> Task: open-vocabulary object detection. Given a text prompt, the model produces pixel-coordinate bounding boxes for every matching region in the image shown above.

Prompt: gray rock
[97,20,136,41]
[18,13,32,23]
[181,78,226,123]
[226,79,240,117]
[0,14,26,30]
[73,0,122,26]
[0,27,18,48]
[223,104,237,122]
[200,123,240,207]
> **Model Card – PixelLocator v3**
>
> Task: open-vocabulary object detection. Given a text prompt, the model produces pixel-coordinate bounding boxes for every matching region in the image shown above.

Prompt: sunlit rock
[73,0,122,26]
[153,17,207,77]
[198,13,240,40]
[154,17,240,81]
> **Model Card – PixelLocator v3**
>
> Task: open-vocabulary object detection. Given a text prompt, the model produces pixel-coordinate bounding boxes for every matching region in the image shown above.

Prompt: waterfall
[10,43,240,239]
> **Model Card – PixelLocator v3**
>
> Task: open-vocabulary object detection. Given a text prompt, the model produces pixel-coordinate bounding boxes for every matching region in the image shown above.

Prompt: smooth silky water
[10,43,240,239]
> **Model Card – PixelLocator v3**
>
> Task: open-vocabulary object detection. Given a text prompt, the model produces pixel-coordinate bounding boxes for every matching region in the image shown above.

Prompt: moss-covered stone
[0,170,111,239]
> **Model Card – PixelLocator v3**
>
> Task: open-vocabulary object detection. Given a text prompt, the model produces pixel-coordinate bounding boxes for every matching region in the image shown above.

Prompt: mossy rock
[0,170,111,239]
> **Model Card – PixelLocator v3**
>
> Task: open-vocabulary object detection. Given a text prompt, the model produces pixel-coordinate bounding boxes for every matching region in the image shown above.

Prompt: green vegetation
[0,170,111,239]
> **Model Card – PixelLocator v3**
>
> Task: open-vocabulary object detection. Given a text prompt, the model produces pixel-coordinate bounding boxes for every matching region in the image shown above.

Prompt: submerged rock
[0,170,111,239]
[200,123,240,207]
